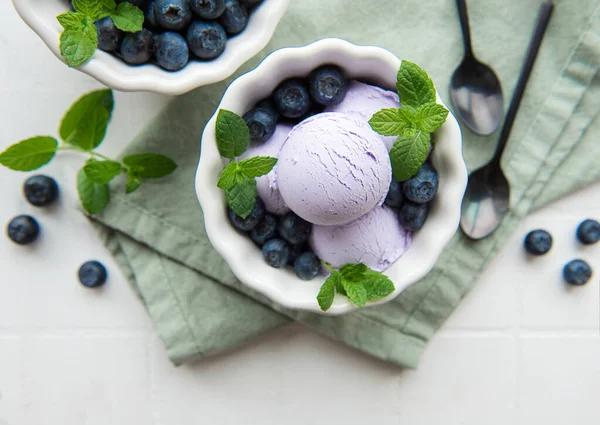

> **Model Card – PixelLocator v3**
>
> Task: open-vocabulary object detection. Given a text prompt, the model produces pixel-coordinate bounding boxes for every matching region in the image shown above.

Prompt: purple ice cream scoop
[325,80,400,151]
[238,123,292,215]
[310,206,412,272]
[277,112,392,226]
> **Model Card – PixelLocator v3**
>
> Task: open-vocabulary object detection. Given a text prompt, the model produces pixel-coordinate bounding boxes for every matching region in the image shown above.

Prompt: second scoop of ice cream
[277,112,392,226]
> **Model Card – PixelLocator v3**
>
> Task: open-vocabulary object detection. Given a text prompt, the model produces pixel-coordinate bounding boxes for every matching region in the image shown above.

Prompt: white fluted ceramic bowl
[12,0,291,95]
[196,38,467,315]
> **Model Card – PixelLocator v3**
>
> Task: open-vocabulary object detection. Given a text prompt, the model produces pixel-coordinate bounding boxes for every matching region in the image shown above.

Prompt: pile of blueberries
[6,175,108,288]
[524,221,599,286]
[227,64,437,279]
[89,0,263,71]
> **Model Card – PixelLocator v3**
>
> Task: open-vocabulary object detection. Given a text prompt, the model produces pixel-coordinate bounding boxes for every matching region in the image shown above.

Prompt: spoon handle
[456,0,474,57]
[491,1,555,165]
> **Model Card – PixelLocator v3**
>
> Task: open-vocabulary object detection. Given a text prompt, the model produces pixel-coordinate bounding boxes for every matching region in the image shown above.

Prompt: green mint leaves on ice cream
[369,61,449,182]
[215,109,278,219]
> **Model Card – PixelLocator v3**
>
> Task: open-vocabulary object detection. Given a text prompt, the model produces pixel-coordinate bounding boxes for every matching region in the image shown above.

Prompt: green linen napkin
[92,0,600,368]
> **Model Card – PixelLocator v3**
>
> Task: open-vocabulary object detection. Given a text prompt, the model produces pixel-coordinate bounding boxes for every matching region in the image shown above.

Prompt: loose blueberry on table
[7,215,40,245]
[524,229,553,256]
[78,261,109,288]
[576,219,600,245]
[563,259,592,286]
[23,175,59,207]
[215,61,449,310]
[61,0,265,70]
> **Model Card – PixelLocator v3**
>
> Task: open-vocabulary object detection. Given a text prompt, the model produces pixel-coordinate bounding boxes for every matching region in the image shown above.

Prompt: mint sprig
[215,109,278,219]
[318,263,395,311]
[0,89,177,215]
[57,0,144,67]
[369,61,449,182]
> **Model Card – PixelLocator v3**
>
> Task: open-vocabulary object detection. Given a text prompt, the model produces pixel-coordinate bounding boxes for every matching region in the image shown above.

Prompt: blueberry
[256,99,279,120]
[309,65,348,106]
[243,106,277,143]
[577,219,600,245]
[23,175,59,207]
[154,0,192,31]
[78,261,108,288]
[186,20,227,60]
[227,198,265,231]
[385,178,404,208]
[95,17,123,52]
[294,252,320,281]
[116,0,147,6]
[154,32,189,71]
[524,229,553,256]
[273,79,312,119]
[278,212,311,245]
[240,0,263,8]
[120,29,155,65]
[398,202,428,232]
[288,243,307,265]
[7,215,39,245]
[563,259,592,286]
[191,0,226,19]
[144,0,159,29]
[250,214,277,245]
[218,0,248,34]
[402,163,439,204]
[262,239,290,268]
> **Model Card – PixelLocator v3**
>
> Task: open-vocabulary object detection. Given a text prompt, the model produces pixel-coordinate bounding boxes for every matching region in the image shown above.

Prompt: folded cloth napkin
[92,0,600,368]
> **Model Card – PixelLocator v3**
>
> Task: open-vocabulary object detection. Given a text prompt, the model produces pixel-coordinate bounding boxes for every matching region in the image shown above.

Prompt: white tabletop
[1,4,599,424]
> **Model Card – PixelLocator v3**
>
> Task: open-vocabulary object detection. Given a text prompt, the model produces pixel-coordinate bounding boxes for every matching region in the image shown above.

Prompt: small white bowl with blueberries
[12,0,291,94]
[196,38,469,315]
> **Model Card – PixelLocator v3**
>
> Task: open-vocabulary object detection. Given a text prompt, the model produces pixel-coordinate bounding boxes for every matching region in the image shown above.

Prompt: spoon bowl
[450,0,504,136]
[460,163,510,239]
[450,57,504,136]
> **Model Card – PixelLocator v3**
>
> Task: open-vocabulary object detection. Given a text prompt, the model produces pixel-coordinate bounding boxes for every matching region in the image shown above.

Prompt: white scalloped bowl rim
[12,0,291,95]
[196,38,467,315]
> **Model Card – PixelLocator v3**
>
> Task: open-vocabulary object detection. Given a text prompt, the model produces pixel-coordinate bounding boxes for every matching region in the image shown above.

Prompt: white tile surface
[0,337,25,425]
[1,1,600,424]
[22,334,153,425]
[518,336,600,424]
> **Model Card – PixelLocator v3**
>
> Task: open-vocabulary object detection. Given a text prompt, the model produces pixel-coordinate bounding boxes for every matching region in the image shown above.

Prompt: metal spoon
[461,1,555,240]
[450,0,504,136]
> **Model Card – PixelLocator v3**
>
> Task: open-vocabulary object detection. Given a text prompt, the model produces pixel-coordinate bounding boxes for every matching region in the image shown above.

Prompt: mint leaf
[415,103,449,133]
[60,17,98,68]
[57,11,86,30]
[368,109,410,136]
[238,156,277,178]
[101,0,117,9]
[362,269,395,301]
[77,107,111,150]
[397,61,436,109]
[340,280,368,308]
[72,0,103,19]
[0,137,58,171]
[216,110,250,159]
[77,167,110,214]
[60,89,114,147]
[339,263,369,281]
[122,154,177,178]
[217,161,239,190]
[110,2,144,32]
[126,171,142,194]
[389,131,430,181]
[225,178,257,219]
[317,273,338,311]
[83,159,121,184]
